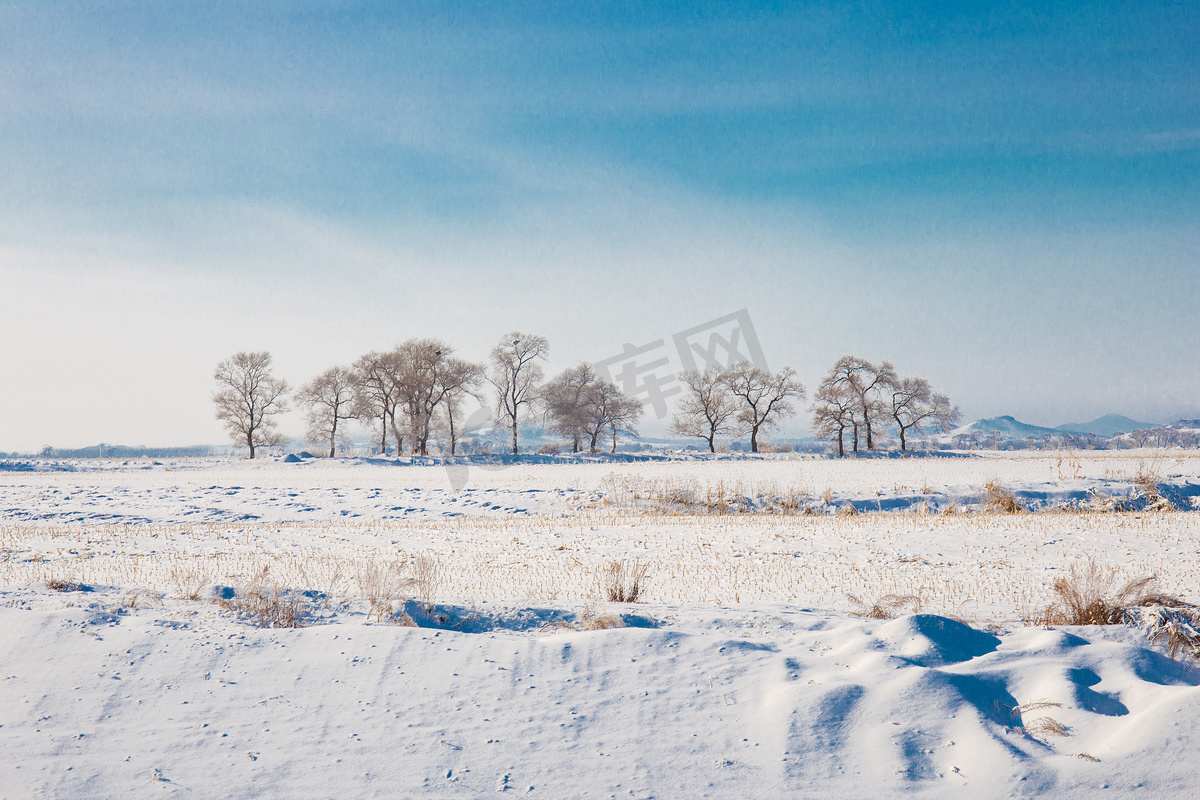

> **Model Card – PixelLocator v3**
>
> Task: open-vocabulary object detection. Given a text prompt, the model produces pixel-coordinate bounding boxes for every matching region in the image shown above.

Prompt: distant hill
[1055,414,1158,437]
[963,416,1061,438]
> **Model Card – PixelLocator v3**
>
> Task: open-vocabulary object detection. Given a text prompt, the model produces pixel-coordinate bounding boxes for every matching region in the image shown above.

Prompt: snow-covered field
[3,451,1200,798]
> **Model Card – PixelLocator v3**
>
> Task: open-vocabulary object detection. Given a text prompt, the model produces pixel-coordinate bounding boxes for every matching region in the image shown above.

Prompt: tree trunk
[750,425,759,453]
[837,426,845,457]
[707,433,716,453]
[390,410,404,455]
[448,406,457,456]
[418,411,432,456]
[511,419,518,454]
[899,426,907,451]
[379,416,387,456]
[610,426,617,453]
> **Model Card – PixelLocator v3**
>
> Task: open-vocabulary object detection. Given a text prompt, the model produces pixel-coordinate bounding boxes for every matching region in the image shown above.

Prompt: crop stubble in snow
[2,452,1200,798]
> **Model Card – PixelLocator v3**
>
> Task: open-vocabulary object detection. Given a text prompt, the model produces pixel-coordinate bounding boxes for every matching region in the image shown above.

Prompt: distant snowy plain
[2,451,1199,798]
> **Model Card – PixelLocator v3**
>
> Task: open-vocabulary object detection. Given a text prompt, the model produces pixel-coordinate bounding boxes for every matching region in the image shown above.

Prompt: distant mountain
[1055,414,1158,437]
[963,416,1061,438]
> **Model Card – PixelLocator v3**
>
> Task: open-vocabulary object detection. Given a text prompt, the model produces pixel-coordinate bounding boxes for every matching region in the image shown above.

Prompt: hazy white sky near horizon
[1,2,1197,451]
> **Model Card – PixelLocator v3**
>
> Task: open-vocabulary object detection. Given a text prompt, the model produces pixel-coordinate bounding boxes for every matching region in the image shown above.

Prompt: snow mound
[3,596,1200,798]
[877,614,1001,667]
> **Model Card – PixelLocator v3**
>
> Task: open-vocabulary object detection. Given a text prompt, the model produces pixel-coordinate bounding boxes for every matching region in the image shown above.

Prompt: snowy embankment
[2,452,1200,797]
[4,592,1197,798]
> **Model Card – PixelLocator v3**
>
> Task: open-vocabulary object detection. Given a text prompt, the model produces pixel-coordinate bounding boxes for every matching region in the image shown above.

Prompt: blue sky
[1,1,1197,449]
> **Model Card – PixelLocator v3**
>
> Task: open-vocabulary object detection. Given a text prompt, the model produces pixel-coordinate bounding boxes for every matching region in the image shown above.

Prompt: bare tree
[489,332,549,454]
[723,362,806,453]
[543,363,597,453]
[827,356,897,451]
[298,366,357,457]
[212,351,290,459]
[352,350,404,455]
[543,363,643,453]
[581,379,639,454]
[396,338,452,456]
[810,380,857,457]
[670,365,737,452]
[437,357,486,456]
[890,376,962,451]
[604,389,644,453]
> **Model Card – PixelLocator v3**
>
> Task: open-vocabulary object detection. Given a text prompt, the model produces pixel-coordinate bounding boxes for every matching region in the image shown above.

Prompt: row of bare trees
[212,343,486,459]
[670,363,806,453]
[212,332,644,458]
[213,346,958,458]
[810,356,960,456]
[668,357,958,456]
[348,340,486,458]
[542,363,644,453]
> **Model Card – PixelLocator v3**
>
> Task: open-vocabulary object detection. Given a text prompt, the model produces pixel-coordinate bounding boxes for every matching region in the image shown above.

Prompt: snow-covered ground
[2,451,1199,797]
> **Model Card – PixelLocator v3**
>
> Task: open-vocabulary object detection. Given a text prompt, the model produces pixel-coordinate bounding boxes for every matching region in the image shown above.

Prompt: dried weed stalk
[984,481,1023,514]
[1024,716,1069,737]
[413,551,441,610]
[224,568,306,628]
[169,562,212,601]
[847,592,923,619]
[1033,559,1187,626]
[355,558,414,622]
[46,578,82,592]
[600,560,648,603]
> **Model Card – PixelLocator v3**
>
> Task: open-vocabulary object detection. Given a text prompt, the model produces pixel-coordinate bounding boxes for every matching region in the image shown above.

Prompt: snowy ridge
[2,591,1198,798]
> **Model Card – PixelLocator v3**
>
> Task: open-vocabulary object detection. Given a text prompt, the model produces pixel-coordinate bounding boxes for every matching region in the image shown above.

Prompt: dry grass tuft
[1086,489,1120,512]
[1133,461,1163,493]
[169,562,212,601]
[1132,462,1175,511]
[355,558,414,622]
[1073,753,1100,763]
[984,481,1024,513]
[600,560,648,603]
[1024,716,1069,737]
[539,606,625,633]
[578,606,626,630]
[110,589,158,613]
[1137,605,1200,659]
[1015,699,1063,714]
[1033,559,1187,626]
[539,620,577,633]
[222,568,306,628]
[847,592,922,619]
[46,578,82,592]
[413,551,441,610]
[544,606,628,633]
